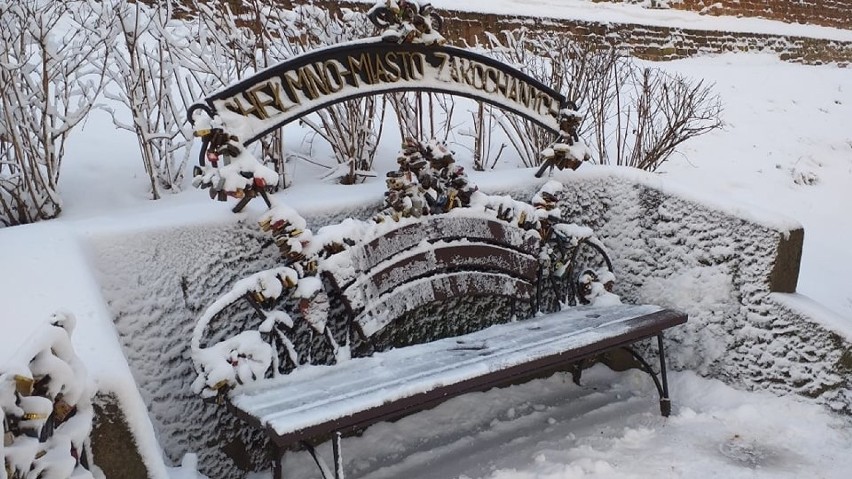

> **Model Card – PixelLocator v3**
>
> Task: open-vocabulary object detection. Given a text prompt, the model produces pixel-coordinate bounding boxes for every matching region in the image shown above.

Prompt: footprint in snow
[717,434,792,470]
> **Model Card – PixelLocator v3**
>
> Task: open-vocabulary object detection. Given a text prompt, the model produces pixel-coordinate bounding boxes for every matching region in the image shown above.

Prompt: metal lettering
[282,69,310,104]
[382,52,402,82]
[202,44,567,144]
[347,53,375,87]
[322,60,346,93]
[484,67,498,94]
[472,63,486,91]
[409,52,426,80]
[301,64,331,97]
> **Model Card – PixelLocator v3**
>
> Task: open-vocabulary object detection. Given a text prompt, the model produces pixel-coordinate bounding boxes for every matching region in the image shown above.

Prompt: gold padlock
[14,375,33,396]
[53,399,75,423]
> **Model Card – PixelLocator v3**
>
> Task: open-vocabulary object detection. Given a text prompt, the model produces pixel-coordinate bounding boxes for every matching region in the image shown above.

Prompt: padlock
[14,375,33,396]
[53,399,75,423]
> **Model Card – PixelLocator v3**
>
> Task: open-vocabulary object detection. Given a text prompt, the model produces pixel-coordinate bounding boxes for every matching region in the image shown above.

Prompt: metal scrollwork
[367,1,444,44]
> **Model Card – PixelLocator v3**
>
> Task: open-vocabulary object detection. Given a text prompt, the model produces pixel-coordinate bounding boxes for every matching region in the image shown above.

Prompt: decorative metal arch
[187,40,570,145]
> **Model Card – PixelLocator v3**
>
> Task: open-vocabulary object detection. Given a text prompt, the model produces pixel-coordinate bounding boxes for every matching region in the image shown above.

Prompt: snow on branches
[1,313,95,479]
[0,1,111,227]
[105,0,196,199]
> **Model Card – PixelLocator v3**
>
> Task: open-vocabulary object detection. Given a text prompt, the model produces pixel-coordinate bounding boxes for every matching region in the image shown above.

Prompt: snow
[770,292,852,341]
[1,314,95,479]
[192,331,273,397]
[2,1,852,477]
[270,366,852,479]
[653,53,852,319]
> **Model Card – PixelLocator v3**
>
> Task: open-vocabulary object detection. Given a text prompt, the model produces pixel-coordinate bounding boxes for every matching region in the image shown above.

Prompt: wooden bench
[221,213,687,479]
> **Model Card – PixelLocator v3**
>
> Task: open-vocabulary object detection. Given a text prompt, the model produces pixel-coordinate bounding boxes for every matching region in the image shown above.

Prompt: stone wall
[550,170,851,413]
[89,222,281,478]
[597,0,852,31]
[88,203,382,478]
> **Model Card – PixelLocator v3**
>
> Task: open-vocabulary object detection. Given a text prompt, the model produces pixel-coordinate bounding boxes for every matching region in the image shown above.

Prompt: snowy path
[245,366,852,479]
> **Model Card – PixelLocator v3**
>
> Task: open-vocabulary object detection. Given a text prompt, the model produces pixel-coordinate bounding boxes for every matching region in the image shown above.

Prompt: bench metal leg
[333,431,344,479]
[657,334,671,417]
[271,443,284,479]
[621,333,672,417]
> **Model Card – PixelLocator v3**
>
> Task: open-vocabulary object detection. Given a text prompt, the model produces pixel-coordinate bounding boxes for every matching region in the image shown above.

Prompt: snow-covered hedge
[1,313,95,479]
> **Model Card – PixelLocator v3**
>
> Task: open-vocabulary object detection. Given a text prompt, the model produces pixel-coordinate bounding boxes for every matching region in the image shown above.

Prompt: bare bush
[0,1,110,226]
[481,29,721,172]
[480,30,562,168]
[106,0,194,199]
[387,91,458,141]
[598,66,723,171]
[278,6,385,184]
[178,1,382,185]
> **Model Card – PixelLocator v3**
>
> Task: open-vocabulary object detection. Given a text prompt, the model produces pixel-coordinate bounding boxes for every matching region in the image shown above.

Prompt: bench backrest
[321,214,542,339]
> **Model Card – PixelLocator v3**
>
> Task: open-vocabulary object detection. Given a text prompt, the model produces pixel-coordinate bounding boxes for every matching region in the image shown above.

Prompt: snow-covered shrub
[104,0,195,199]
[177,1,381,186]
[1,313,95,479]
[0,1,110,227]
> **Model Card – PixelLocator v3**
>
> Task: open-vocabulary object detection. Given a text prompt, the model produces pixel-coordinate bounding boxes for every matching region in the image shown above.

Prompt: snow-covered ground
[267,367,852,479]
[2,2,852,477]
[657,54,852,320]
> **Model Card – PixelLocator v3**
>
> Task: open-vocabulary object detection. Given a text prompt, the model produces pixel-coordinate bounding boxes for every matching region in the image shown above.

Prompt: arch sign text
[189,41,570,145]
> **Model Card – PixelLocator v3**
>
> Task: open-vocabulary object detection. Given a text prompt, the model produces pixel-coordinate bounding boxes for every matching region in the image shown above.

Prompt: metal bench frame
[225,214,687,479]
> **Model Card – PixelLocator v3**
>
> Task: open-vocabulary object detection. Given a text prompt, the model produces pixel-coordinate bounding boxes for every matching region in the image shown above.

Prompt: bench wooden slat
[353,271,536,337]
[339,241,538,317]
[324,215,541,288]
[229,305,686,447]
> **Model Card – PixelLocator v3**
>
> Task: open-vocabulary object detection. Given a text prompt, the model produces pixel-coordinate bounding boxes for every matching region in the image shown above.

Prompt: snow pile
[1,313,95,479]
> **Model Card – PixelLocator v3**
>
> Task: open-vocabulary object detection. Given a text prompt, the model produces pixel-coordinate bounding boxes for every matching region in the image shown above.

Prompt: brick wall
[437,10,852,65]
[596,0,852,31]
[170,0,851,65]
[321,1,852,65]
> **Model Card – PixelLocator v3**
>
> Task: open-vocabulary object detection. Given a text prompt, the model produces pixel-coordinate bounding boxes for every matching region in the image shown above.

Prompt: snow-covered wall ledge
[545,167,850,415]
[86,166,851,476]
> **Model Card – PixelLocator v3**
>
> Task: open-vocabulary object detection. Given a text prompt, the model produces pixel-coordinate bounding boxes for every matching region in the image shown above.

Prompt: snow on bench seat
[229,304,686,447]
